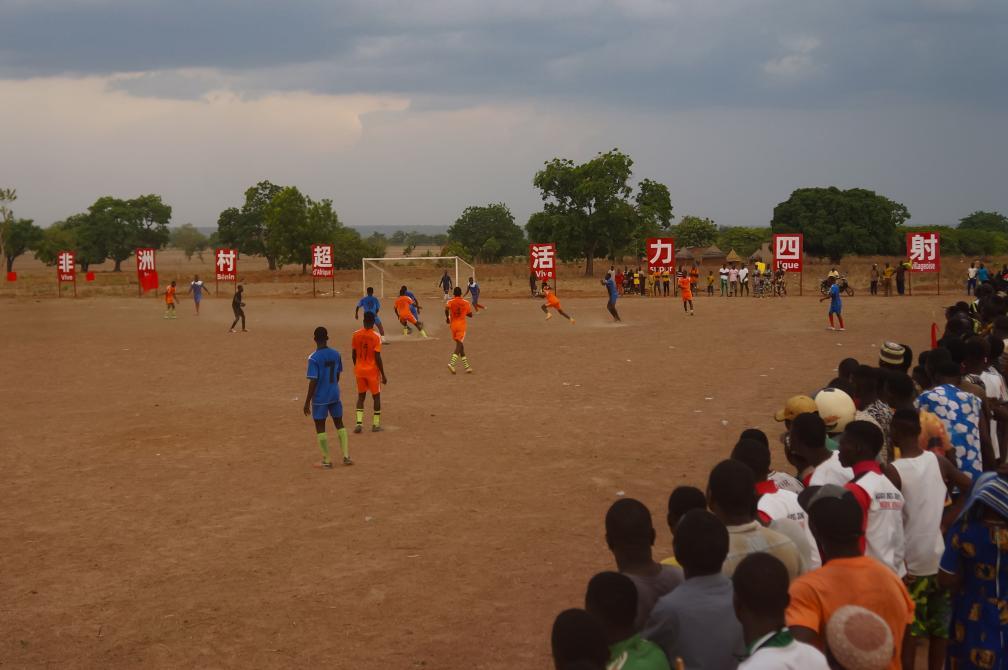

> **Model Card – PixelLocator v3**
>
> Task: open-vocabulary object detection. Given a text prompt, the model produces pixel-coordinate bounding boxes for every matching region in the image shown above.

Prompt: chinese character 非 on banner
[773,234,803,272]
[57,251,76,282]
[646,238,676,274]
[311,244,334,278]
[907,232,940,272]
[215,248,237,281]
[530,243,556,280]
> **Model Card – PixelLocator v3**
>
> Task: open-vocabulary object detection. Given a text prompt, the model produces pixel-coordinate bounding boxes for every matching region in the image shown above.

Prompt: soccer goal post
[361,256,476,298]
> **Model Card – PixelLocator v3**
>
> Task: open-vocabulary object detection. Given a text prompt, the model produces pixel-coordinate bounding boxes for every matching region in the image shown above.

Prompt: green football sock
[337,427,349,459]
[450,353,459,365]
[372,411,381,427]
[316,433,330,463]
[420,329,428,337]
[462,356,471,369]
[355,409,364,425]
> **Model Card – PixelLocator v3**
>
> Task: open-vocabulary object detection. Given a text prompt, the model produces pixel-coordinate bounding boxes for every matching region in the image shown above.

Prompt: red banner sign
[529,243,556,280]
[215,248,238,281]
[906,232,940,272]
[57,251,76,282]
[773,233,804,272]
[646,238,676,273]
[311,244,334,278]
[6,271,16,282]
[135,247,158,292]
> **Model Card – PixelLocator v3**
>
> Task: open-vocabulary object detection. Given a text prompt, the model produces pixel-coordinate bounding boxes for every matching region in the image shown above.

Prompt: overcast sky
[2,0,1006,230]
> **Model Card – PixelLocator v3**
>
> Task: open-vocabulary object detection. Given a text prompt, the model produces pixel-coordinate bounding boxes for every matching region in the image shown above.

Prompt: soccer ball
[814,387,856,434]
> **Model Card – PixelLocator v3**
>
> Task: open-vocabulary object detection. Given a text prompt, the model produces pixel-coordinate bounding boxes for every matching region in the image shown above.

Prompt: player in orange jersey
[677,272,695,316]
[540,282,574,323]
[164,280,178,319]
[445,287,474,374]
[393,286,428,337]
[351,311,388,433]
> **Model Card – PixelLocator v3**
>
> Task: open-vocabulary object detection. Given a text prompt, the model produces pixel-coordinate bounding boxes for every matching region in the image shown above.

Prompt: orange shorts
[681,292,693,301]
[450,325,466,342]
[547,300,561,310]
[356,373,380,394]
[400,313,418,326]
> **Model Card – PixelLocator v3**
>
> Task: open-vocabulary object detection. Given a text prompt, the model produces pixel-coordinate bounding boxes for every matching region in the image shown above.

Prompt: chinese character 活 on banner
[906,232,940,272]
[311,244,334,278]
[135,247,159,292]
[773,233,803,272]
[646,238,676,274]
[57,250,76,282]
[215,248,238,281]
[529,243,556,280]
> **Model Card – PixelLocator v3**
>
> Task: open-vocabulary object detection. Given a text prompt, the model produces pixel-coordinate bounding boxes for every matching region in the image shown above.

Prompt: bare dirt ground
[1,283,954,668]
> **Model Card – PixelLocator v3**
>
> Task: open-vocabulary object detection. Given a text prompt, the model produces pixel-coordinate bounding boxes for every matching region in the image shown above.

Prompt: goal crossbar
[362,256,476,298]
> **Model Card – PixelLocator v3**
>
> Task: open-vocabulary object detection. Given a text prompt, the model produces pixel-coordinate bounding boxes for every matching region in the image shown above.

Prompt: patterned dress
[915,384,983,482]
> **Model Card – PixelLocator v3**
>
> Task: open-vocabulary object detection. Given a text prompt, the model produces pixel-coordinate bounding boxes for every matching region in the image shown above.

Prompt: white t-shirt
[980,366,1007,459]
[719,267,729,279]
[769,470,805,494]
[968,266,978,279]
[850,469,906,576]
[739,637,829,669]
[892,452,946,576]
[759,488,821,569]
[808,452,854,487]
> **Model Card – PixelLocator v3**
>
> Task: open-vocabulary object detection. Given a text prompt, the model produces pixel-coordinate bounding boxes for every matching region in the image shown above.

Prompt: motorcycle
[820,275,854,297]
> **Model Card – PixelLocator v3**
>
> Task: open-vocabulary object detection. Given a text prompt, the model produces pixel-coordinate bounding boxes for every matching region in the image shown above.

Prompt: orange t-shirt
[446,296,471,324]
[165,285,176,304]
[394,295,414,317]
[786,556,914,670]
[545,290,561,307]
[677,277,692,298]
[351,327,381,375]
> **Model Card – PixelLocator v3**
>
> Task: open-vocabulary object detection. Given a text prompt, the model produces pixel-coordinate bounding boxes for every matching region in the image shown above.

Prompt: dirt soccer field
[1,290,952,668]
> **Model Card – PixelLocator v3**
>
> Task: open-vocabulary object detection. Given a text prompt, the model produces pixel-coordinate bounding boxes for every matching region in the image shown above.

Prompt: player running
[601,272,621,322]
[445,287,474,374]
[355,286,389,343]
[394,287,428,337]
[820,276,846,331]
[438,270,453,301]
[352,312,388,433]
[187,275,209,315]
[303,326,351,467]
[164,280,178,319]
[463,277,486,313]
[229,284,247,332]
[540,282,574,323]
[399,285,422,333]
[677,271,695,315]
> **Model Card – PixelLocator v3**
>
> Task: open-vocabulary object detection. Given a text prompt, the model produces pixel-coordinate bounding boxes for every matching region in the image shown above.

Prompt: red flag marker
[86,271,95,282]
[5,271,16,282]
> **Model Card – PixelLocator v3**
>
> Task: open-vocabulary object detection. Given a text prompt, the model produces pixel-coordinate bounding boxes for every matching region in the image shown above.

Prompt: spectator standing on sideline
[529,270,538,297]
[870,263,880,296]
[966,261,977,295]
[883,262,895,296]
[719,264,729,296]
[728,265,739,296]
[550,609,609,670]
[585,572,671,670]
[977,262,990,284]
[660,486,708,567]
[896,261,907,295]
[739,263,750,296]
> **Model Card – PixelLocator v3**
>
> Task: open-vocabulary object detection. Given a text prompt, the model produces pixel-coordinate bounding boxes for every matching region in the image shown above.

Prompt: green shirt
[609,634,671,670]
[826,435,839,452]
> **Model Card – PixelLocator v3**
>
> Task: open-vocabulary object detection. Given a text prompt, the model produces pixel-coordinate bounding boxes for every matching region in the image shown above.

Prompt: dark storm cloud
[1,0,1006,107]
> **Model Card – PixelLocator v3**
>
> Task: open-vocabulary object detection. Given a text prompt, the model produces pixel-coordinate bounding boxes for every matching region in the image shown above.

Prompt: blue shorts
[829,304,842,315]
[311,400,343,421]
[372,314,382,325]
[194,294,202,303]
[410,305,419,319]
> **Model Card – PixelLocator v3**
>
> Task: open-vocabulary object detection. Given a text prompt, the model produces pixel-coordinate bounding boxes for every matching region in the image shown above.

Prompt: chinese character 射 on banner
[906,233,940,272]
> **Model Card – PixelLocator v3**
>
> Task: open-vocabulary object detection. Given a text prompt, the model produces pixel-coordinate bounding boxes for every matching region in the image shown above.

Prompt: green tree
[34,221,79,266]
[674,215,719,248]
[717,227,771,258]
[447,203,526,262]
[958,210,1008,234]
[217,180,283,269]
[81,194,172,271]
[1,218,43,272]
[170,223,211,261]
[0,188,16,268]
[262,186,309,271]
[529,149,656,276]
[771,187,908,261]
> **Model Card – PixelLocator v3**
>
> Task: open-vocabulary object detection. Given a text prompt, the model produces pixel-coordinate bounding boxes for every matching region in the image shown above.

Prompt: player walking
[352,312,388,433]
[438,270,453,301]
[540,282,574,323]
[463,277,486,313]
[394,287,428,337]
[187,275,208,315]
[602,272,621,322]
[302,326,351,467]
[677,271,695,315]
[355,286,388,343]
[164,280,178,319]
[446,287,473,374]
[820,276,845,331]
[229,284,247,332]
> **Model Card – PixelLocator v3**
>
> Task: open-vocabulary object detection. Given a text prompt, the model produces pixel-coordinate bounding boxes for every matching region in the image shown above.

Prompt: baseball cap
[878,342,906,367]
[814,387,856,433]
[774,395,817,422]
[826,605,894,670]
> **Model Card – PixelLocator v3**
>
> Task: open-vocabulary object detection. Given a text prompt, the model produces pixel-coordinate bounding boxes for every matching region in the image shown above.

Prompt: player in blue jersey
[302,326,351,468]
[355,286,389,343]
[187,274,209,315]
[819,276,846,331]
[399,285,422,333]
[463,276,486,313]
[601,272,621,322]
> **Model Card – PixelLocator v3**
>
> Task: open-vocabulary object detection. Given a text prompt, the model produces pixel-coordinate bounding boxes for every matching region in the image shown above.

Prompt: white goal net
[361,256,476,299]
